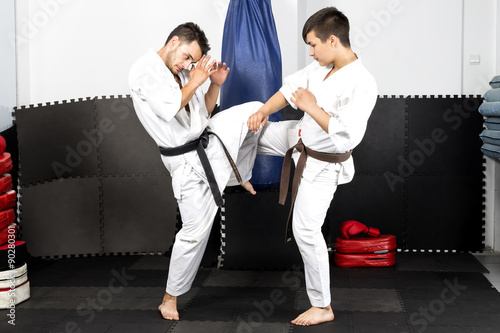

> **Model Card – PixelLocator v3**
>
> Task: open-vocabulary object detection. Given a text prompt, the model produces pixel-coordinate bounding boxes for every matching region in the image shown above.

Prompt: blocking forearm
[260,91,288,117]
[205,83,220,115]
[179,80,199,111]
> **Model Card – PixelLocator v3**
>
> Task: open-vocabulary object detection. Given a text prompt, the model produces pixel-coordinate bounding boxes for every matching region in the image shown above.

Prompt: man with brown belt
[247,7,377,326]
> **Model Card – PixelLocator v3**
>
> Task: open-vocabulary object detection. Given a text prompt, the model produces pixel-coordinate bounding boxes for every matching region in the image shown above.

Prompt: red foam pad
[0,154,12,175]
[0,190,16,211]
[0,136,5,155]
[334,251,396,267]
[0,209,15,230]
[0,174,13,193]
[0,223,16,246]
[334,235,396,254]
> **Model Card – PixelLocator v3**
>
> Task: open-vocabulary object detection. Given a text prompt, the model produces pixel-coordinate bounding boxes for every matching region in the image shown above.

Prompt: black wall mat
[20,177,101,257]
[406,174,484,251]
[95,97,167,176]
[406,96,484,174]
[325,174,405,247]
[221,188,302,270]
[15,96,179,258]
[15,99,99,185]
[14,95,486,261]
[354,96,407,174]
[101,175,176,254]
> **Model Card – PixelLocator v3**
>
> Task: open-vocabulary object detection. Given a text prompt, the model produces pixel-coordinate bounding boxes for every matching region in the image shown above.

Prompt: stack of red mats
[334,220,396,267]
[0,135,16,247]
[0,135,30,308]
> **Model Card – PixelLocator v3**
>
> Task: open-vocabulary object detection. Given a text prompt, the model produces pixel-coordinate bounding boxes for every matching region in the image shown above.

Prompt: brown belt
[279,138,352,242]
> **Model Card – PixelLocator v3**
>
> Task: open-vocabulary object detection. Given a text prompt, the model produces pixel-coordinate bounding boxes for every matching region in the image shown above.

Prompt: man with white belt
[248,7,378,326]
[129,22,261,321]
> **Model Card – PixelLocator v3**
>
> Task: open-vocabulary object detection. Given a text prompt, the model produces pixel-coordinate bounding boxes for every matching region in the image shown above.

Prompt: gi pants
[258,120,341,308]
[165,102,262,297]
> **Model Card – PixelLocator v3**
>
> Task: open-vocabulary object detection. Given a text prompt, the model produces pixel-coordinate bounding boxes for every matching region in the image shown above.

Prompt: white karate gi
[257,59,377,307]
[128,49,261,296]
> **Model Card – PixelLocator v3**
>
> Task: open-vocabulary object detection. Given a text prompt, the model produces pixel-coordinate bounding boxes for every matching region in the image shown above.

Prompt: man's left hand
[209,62,230,86]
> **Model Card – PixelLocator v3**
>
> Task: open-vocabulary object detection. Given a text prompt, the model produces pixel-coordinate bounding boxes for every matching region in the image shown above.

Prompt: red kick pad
[335,235,396,254]
[0,154,12,175]
[0,223,16,246]
[0,136,5,155]
[0,209,15,230]
[334,235,397,267]
[334,251,396,267]
[0,174,13,193]
[0,190,16,211]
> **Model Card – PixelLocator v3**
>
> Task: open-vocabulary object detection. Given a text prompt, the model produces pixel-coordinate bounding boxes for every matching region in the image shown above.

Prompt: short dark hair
[166,22,210,55]
[302,7,351,48]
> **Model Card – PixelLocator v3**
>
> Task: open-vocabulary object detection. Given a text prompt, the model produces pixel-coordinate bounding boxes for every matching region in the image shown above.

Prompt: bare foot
[291,305,334,326]
[158,292,179,321]
[241,181,256,195]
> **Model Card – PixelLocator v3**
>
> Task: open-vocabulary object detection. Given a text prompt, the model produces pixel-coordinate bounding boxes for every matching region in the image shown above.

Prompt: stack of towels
[479,75,500,160]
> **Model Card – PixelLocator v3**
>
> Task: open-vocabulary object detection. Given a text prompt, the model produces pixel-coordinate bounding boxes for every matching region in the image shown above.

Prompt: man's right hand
[247,110,268,133]
[189,55,217,87]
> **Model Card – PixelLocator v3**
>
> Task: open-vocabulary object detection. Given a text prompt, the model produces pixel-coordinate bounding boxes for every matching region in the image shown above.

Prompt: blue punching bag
[220,0,283,190]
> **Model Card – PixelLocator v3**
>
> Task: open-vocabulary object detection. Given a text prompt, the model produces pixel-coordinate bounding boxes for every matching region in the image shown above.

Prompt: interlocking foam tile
[350,311,411,332]
[326,174,405,245]
[171,321,233,333]
[404,299,467,327]
[128,255,171,270]
[181,286,295,322]
[19,286,196,311]
[0,309,72,333]
[464,310,500,327]
[59,309,170,331]
[341,266,397,289]
[291,313,349,333]
[27,257,143,287]
[95,97,167,176]
[354,96,406,174]
[20,177,101,257]
[229,322,291,333]
[295,287,402,313]
[406,96,484,174]
[396,252,488,272]
[46,255,141,271]
[222,189,303,270]
[203,269,303,288]
[101,175,176,254]
[108,322,174,333]
[416,327,475,333]
[49,321,115,333]
[329,266,349,288]
[406,175,483,251]
[395,272,464,296]
[15,99,99,185]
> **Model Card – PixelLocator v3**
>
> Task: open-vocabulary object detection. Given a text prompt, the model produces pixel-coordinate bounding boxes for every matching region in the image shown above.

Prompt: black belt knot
[159,129,241,207]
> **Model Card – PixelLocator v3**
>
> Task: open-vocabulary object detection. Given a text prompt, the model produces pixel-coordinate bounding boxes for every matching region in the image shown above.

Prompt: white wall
[15,0,498,105]
[15,0,497,106]
[463,0,497,94]
[301,0,497,97]
[14,0,297,106]
[15,0,231,105]
[0,0,16,131]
